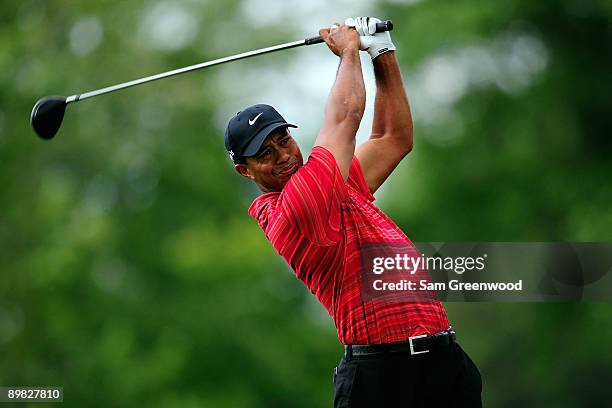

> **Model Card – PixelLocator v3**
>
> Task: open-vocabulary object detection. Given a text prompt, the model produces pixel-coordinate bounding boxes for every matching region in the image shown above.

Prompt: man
[225,17,482,407]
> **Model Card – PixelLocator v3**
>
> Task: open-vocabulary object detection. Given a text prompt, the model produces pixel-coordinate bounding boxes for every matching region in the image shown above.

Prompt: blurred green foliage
[1,0,611,407]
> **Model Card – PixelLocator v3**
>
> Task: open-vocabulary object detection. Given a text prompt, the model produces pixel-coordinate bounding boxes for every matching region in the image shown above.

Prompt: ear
[235,163,255,180]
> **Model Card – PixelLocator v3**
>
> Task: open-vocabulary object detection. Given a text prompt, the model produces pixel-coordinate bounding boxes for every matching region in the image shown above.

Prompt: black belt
[345,329,456,358]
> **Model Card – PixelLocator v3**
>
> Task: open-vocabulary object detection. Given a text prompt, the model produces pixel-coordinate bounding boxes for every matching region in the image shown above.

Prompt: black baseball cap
[224,104,297,163]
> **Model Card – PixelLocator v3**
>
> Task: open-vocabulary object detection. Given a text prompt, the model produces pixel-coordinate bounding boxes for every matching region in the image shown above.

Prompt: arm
[355,50,413,194]
[315,25,366,181]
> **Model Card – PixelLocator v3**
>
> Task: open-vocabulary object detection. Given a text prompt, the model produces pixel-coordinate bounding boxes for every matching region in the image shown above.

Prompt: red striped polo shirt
[248,146,449,344]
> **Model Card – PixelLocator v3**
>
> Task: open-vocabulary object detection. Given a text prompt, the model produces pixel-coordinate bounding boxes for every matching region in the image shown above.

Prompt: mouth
[276,163,298,178]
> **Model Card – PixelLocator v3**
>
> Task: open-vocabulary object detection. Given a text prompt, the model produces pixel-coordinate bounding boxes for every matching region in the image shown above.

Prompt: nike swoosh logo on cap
[249,112,263,126]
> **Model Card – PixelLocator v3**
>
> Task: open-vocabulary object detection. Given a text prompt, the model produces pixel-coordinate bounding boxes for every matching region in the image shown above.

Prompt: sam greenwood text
[372,280,523,291]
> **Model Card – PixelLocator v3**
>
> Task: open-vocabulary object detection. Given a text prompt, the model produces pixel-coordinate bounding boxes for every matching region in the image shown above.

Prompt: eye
[279,137,290,146]
[258,148,271,159]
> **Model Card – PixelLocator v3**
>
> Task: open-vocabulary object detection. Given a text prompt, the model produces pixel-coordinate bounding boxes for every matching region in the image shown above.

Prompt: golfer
[225,17,482,407]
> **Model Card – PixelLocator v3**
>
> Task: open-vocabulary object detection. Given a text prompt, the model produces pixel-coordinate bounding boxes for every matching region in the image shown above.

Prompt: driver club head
[30,96,67,140]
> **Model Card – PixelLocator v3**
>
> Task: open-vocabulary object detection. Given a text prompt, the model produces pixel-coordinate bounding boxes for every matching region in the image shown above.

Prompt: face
[235,128,303,192]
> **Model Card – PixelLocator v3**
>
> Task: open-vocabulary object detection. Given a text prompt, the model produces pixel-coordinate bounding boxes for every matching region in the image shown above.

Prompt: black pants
[333,342,482,407]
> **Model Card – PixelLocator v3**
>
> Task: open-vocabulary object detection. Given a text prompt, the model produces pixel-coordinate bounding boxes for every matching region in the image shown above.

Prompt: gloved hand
[345,17,396,60]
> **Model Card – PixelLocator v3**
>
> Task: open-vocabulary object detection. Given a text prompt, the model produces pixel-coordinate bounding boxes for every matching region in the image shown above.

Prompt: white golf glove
[345,17,396,60]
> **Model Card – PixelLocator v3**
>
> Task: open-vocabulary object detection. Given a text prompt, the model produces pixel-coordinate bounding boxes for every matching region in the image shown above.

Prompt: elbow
[399,141,413,158]
[394,126,414,157]
[403,140,413,156]
[405,127,414,155]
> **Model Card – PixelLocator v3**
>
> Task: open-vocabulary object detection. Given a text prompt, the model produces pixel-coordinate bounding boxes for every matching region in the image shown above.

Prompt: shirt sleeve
[279,146,347,246]
[347,156,376,202]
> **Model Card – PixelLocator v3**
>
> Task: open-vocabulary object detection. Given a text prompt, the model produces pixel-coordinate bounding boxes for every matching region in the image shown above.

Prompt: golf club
[31,20,393,140]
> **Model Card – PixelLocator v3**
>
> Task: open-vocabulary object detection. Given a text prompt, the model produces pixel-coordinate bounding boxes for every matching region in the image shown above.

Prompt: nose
[277,148,290,164]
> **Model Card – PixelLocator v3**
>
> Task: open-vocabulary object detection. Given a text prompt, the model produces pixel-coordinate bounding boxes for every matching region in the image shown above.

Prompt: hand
[344,17,396,59]
[318,23,360,57]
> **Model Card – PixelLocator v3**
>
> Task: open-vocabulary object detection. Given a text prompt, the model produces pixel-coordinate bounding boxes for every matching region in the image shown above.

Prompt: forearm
[371,52,413,148]
[315,24,365,180]
[316,48,365,180]
[325,49,366,136]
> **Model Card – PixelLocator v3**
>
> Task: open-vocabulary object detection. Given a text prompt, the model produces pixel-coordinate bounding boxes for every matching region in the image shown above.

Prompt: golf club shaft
[66,20,393,103]
[66,39,306,103]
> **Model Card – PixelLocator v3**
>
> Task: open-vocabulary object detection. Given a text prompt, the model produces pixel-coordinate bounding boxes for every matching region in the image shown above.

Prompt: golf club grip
[305,20,393,45]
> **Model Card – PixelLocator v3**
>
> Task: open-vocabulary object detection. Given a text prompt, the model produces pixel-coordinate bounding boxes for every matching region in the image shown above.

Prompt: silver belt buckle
[409,334,429,355]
